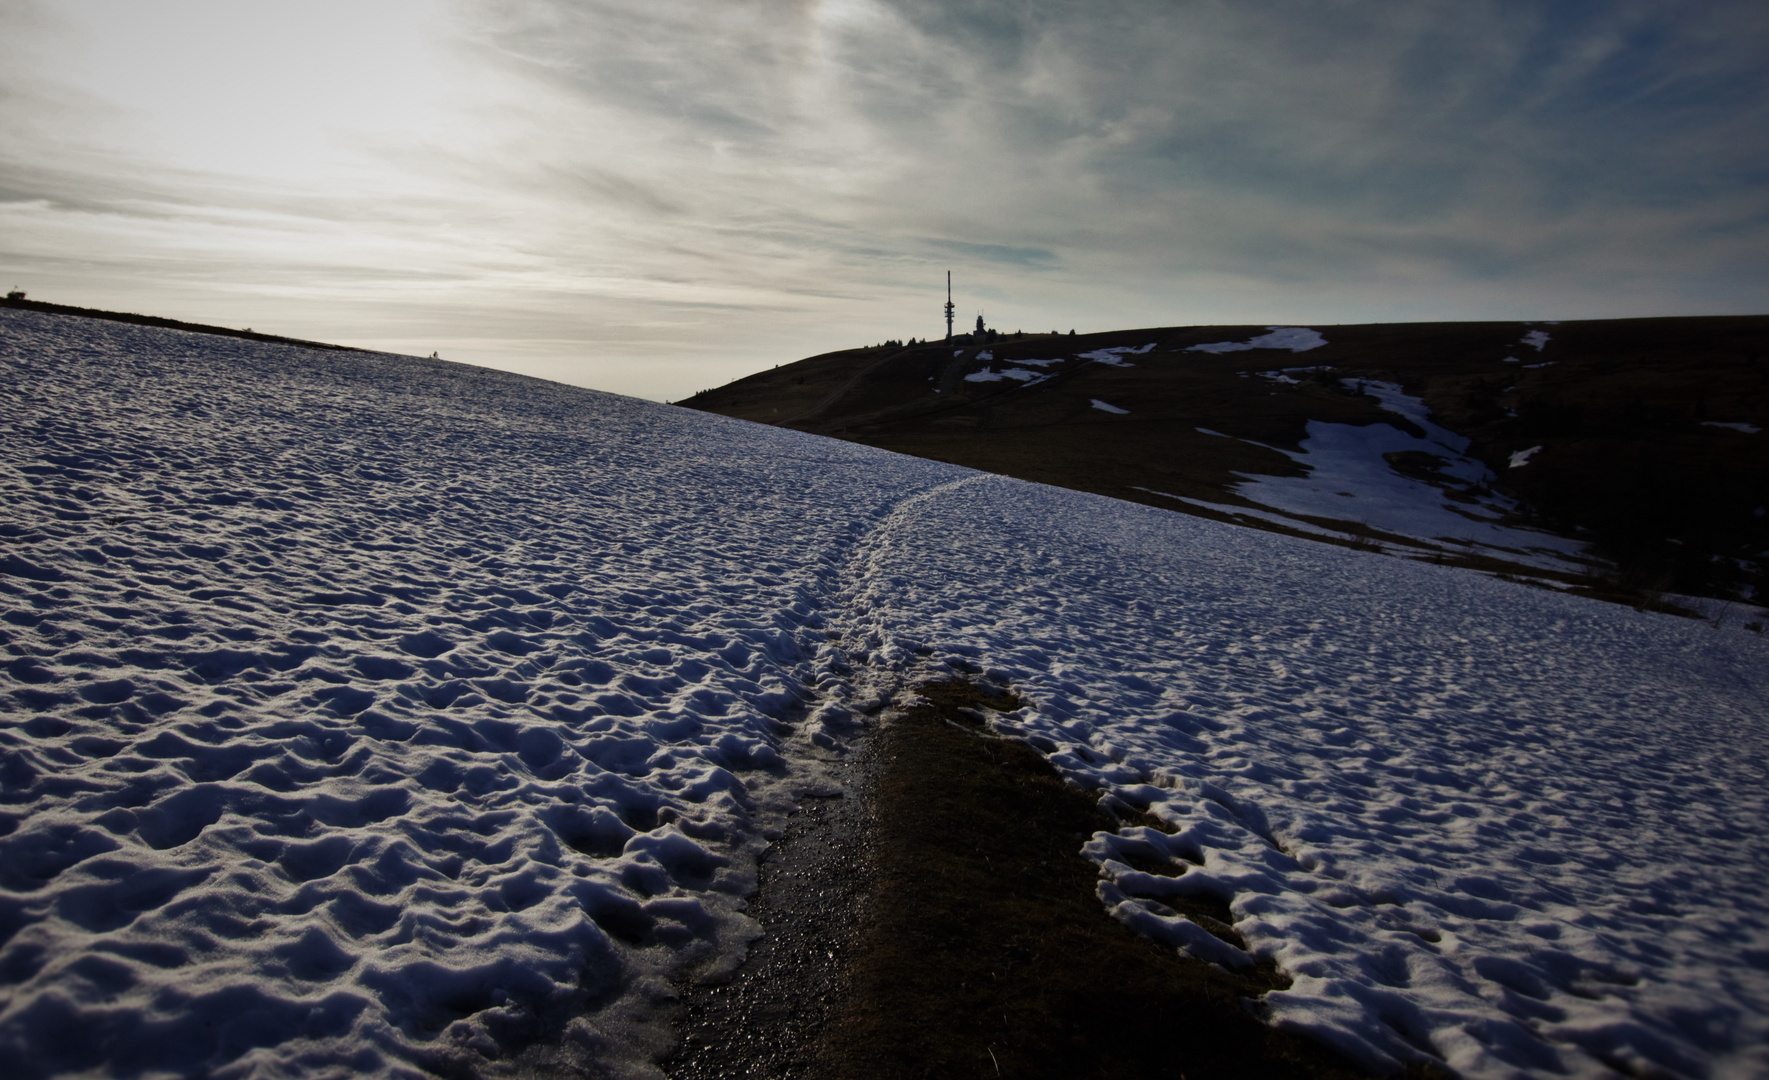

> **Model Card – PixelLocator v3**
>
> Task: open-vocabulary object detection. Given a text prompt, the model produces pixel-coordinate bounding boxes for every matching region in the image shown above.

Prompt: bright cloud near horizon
[3,1,1767,400]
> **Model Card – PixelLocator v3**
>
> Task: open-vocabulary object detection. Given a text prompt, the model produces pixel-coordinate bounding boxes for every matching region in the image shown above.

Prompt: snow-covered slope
[845,477,1769,1079]
[0,310,962,1078]
[3,310,1767,1079]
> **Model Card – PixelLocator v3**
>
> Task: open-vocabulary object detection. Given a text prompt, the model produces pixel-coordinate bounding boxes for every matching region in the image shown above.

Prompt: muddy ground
[665,680,1447,1079]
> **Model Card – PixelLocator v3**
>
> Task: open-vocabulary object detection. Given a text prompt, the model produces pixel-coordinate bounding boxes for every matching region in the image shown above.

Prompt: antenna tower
[944,271,955,340]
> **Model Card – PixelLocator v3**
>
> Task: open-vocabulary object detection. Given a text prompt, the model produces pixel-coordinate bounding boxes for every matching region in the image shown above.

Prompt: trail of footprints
[0,311,959,1077]
[841,473,1769,1079]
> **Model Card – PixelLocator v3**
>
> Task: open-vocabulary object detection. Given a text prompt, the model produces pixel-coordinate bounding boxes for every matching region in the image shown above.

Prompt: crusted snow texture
[4,309,1769,1080]
[842,477,1769,1080]
[0,310,962,1078]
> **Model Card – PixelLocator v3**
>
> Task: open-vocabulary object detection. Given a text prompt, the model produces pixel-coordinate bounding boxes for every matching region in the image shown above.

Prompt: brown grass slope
[684,316,1769,605]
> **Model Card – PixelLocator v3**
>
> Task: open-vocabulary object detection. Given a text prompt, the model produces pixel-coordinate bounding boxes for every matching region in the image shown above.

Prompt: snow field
[839,476,1769,1079]
[3,310,1767,1080]
[0,310,962,1078]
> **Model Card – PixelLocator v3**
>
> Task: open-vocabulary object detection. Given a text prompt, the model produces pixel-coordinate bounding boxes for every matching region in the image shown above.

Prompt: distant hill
[684,316,1769,611]
[0,295,362,353]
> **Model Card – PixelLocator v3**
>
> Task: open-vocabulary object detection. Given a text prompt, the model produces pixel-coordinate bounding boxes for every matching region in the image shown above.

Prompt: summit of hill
[685,315,1769,614]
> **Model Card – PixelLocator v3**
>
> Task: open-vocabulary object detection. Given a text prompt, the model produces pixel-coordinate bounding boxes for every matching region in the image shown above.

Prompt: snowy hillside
[2,309,1767,1079]
[688,317,1769,609]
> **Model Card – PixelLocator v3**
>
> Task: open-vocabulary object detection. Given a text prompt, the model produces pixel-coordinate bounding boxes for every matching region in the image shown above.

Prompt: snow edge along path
[0,309,971,1080]
[837,473,1769,1080]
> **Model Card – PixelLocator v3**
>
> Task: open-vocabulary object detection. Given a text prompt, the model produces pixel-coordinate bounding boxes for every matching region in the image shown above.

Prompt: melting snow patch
[1077,343,1157,366]
[1228,383,1586,573]
[1090,399,1129,414]
[964,367,1041,383]
[5,309,1767,1080]
[977,350,993,361]
[1521,330,1550,351]
[1704,421,1762,434]
[1188,327,1327,354]
[1509,445,1543,468]
[1135,487,1385,545]
[1345,379,1470,450]
[1255,365,1332,385]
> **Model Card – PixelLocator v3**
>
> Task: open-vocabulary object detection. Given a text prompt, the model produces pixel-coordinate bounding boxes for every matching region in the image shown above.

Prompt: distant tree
[1068,329,1076,336]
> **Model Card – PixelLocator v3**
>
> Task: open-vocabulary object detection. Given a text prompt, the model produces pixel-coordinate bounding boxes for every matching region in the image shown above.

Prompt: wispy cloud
[3,0,1766,398]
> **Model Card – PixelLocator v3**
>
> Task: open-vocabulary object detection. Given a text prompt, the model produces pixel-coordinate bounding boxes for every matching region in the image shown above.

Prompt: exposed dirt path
[815,681,1397,1080]
[661,743,881,1079]
[664,679,1443,1079]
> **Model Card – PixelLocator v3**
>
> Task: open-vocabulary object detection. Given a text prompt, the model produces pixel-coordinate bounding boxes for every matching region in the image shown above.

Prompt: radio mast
[944,271,955,340]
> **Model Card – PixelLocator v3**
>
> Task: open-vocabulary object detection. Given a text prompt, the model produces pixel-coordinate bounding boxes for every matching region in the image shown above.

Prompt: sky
[3,0,1767,401]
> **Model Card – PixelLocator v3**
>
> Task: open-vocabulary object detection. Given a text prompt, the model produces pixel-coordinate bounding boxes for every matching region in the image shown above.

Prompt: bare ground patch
[660,677,1463,1078]
[811,679,1438,1080]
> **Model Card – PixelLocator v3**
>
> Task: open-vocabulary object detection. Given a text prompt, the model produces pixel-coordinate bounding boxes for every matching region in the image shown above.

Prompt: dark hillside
[685,316,1769,606]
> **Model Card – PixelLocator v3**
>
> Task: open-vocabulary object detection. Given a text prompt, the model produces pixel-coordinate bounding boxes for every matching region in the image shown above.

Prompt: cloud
[923,239,1057,267]
[2,0,1766,399]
